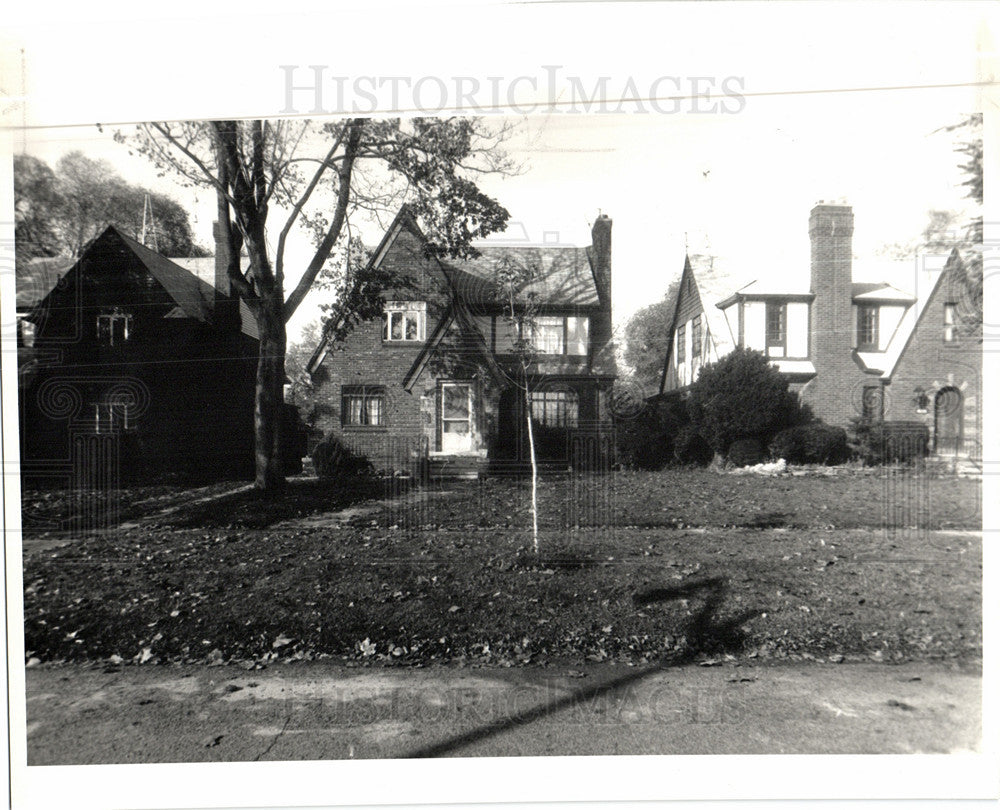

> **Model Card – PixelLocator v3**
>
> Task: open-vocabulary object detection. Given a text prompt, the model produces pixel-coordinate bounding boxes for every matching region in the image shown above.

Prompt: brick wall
[311,226,446,466]
[882,269,981,455]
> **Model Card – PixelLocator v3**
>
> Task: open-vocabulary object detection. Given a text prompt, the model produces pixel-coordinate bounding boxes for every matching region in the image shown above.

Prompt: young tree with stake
[494,253,544,554]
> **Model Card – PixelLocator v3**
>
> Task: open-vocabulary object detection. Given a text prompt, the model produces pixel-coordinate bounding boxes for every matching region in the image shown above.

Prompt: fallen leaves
[20,473,982,668]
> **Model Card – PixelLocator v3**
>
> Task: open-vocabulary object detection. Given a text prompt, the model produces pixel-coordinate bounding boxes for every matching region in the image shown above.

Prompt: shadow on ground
[157,476,415,530]
[404,575,758,758]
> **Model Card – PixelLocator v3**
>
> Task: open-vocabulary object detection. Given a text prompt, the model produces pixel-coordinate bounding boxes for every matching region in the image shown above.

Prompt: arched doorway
[934,386,963,454]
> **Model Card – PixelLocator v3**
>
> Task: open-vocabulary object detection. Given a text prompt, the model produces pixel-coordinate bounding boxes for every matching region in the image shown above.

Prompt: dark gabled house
[305,207,617,477]
[17,225,260,484]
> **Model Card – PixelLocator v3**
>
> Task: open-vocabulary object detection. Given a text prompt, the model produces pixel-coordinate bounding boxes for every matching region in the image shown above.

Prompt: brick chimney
[212,221,232,298]
[590,213,612,311]
[212,221,240,333]
[806,201,858,424]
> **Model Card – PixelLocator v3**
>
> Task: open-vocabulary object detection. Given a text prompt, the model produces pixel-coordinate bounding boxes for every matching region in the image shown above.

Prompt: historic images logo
[280,66,746,116]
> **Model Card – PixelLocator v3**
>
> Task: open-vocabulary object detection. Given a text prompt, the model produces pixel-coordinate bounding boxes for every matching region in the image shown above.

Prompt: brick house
[658,202,981,461]
[17,225,262,483]
[304,207,617,476]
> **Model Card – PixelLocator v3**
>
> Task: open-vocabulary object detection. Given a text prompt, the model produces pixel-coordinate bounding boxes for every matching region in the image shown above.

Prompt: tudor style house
[17,225,263,484]
[305,207,617,476]
[659,201,981,460]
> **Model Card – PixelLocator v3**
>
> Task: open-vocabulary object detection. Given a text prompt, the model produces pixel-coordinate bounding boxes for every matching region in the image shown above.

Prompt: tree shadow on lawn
[404,576,759,758]
[158,476,415,530]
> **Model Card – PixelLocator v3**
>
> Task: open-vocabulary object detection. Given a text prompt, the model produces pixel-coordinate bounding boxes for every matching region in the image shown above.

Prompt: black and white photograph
[1,2,996,808]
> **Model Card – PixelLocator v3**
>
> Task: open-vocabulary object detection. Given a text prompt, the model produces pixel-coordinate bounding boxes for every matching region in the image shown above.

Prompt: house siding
[664,263,705,389]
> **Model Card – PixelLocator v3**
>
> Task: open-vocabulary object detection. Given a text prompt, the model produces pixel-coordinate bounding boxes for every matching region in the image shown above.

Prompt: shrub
[727,438,765,467]
[850,419,929,464]
[673,423,714,465]
[769,422,850,465]
[613,396,688,470]
[311,434,373,478]
[686,347,810,455]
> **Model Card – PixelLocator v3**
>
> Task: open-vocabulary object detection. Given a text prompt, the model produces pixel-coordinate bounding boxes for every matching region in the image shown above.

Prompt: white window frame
[857,304,879,351]
[530,316,566,354]
[383,301,426,343]
[97,310,132,346]
[765,302,786,358]
[342,385,386,427]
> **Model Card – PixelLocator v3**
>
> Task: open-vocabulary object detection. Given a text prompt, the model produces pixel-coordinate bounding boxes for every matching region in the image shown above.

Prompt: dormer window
[97,310,131,346]
[857,304,878,351]
[383,301,426,342]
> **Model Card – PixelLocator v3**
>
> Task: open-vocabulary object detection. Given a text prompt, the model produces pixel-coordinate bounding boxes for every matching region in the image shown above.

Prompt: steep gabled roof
[440,245,599,308]
[400,299,504,392]
[658,254,742,394]
[876,251,952,378]
[21,227,258,341]
[686,256,742,360]
[16,256,75,311]
[113,229,214,321]
[307,208,603,375]
[169,256,259,340]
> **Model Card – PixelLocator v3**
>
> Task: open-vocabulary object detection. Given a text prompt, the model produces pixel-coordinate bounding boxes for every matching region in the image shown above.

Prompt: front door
[934,387,963,454]
[441,383,473,453]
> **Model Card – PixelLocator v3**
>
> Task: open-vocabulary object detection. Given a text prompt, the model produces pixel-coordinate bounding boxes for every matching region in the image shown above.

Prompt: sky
[3,1,990,348]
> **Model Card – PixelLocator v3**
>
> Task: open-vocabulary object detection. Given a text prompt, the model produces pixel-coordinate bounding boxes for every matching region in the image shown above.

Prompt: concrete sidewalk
[24,659,981,763]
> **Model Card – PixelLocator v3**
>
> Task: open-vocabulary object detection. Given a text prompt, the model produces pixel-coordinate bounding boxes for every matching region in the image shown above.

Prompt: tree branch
[283,119,365,322]
[275,123,347,286]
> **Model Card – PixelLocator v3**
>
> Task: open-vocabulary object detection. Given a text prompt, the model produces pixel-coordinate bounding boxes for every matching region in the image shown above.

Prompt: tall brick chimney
[212,220,240,333]
[590,213,612,311]
[212,221,232,299]
[806,201,858,424]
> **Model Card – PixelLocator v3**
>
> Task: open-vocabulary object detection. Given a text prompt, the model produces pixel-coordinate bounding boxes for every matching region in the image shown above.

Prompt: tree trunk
[254,292,287,492]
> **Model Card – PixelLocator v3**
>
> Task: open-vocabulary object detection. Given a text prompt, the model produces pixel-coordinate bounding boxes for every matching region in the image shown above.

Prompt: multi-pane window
[765,302,786,357]
[341,385,385,427]
[530,389,579,428]
[97,310,131,346]
[691,315,702,360]
[857,304,879,350]
[676,323,686,364]
[506,316,589,355]
[943,302,958,343]
[383,302,426,342]
[530,316,565,353]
